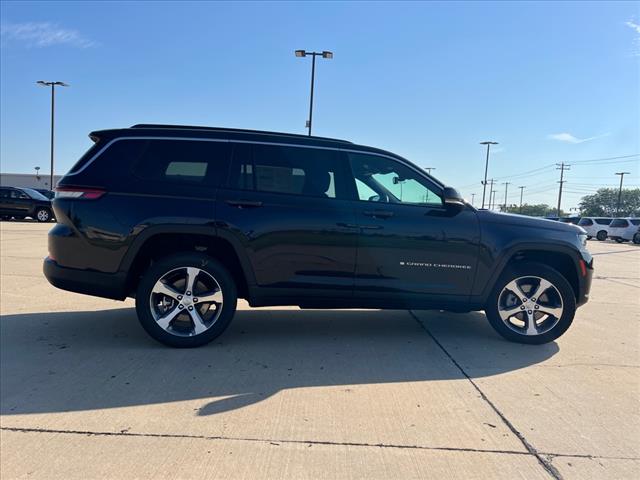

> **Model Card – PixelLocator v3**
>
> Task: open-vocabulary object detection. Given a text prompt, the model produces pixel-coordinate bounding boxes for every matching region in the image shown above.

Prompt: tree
[501,203,564,217]
[578,188,640,217]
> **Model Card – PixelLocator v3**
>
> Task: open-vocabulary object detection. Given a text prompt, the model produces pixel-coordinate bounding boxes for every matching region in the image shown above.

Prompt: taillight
[55,187,106,200]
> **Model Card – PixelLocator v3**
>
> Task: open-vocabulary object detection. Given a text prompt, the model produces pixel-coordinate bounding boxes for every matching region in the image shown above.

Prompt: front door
[217,142,357,299]
[346,152,480,306]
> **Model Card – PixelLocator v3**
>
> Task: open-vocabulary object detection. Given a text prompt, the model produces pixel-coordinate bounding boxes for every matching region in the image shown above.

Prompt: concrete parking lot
[0,221,638,479]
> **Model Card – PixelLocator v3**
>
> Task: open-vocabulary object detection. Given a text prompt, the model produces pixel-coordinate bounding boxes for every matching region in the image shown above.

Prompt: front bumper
[43,257,127,300]
[577,253,593,307]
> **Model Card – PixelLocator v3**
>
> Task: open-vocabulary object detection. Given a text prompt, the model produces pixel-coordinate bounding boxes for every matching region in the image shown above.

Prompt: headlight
[578,233,588,248]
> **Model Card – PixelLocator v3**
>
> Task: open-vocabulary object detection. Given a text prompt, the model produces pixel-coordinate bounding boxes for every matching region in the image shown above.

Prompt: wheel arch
[120,226,255,299]
[482,244,581,303]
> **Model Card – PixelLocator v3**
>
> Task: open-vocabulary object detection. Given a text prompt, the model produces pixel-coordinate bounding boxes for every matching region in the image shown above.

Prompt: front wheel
[135,253,237,348]
[485,262,576,344]
[633,233,640,245]
[596,230,607,241]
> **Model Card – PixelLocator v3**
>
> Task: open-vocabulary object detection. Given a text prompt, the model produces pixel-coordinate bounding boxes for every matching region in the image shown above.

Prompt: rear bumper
[43,257,127,300]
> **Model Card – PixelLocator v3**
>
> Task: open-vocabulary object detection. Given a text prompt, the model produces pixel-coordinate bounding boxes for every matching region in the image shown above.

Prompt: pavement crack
[3,427,637,463]
[409,310,563,480]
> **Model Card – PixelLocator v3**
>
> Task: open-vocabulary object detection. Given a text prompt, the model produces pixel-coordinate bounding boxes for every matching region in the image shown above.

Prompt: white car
[608,218,640,243]
[623,226,640,244]
[577,217,613,241]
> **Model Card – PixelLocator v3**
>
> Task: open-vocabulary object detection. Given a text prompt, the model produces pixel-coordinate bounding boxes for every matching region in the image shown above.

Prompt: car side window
[0,188,9,199]
[229,143,347,199]
[10,190,28,199]
[347,153,442,206]
[631,219,640,226]
[595,219,611,225]
[130,139,231,186]
[578,218,593,226]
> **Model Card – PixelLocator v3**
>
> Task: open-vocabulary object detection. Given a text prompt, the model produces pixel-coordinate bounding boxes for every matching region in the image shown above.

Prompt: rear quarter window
[630,219,640,226]
[578,218,593,226]
[609,219,629,228]
[131,139,231,186]
[595,219,612,225]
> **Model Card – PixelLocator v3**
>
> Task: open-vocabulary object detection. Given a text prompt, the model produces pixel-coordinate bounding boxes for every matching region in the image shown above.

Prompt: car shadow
[0,307,558,417]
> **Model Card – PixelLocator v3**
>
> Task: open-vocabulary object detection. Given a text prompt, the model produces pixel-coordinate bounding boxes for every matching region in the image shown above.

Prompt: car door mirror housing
[443,187,465,211]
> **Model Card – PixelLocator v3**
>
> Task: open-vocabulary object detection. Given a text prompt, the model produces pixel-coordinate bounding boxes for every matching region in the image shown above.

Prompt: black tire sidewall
[596,230,607,241]
[135,253,237,348]
[485,262,576,345]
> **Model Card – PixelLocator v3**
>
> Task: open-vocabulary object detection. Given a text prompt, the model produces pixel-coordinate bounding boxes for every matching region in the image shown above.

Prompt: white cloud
[547,132,610,144]
[1,22,96,48]
[626,19,640,34]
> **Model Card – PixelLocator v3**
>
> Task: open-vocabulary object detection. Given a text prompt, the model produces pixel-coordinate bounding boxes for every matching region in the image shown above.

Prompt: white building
[0,173,63,190]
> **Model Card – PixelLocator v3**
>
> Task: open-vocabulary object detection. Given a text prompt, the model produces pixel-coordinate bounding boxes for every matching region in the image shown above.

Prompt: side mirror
[443,187,465,211]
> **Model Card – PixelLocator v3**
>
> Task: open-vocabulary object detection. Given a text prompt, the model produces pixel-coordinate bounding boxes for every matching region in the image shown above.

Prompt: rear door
[216,142,357,299]
[345,152,480,305]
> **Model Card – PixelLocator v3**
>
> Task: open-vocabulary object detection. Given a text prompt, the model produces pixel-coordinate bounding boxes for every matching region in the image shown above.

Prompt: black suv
[44,125,593,347]
[0,186,54,222]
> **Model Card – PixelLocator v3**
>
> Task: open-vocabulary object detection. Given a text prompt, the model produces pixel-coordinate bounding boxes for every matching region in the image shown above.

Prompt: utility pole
[487,178,495,210]
[556,162,570,217]
[424,167,436,174]
[518,186,525,213]
[471,193,476,207]
[615,172,630,215]
[480,141,498,209]
[502,181,511,211]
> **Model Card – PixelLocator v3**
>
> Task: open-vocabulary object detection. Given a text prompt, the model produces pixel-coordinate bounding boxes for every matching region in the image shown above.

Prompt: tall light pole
[518,186,525,213]
[295,50,333,136]
[471,193,476,207]
[615,172,631,215]
[37,80,69,190]
[479,141,498,209]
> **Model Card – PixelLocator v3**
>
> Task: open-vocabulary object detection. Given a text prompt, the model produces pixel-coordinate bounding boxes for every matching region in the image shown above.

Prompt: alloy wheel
[37,209,50,222]
[497,275,564,336]
[149,266,224,337]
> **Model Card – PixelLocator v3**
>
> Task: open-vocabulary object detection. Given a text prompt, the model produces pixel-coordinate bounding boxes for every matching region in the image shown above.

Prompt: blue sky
[1,0,638,209]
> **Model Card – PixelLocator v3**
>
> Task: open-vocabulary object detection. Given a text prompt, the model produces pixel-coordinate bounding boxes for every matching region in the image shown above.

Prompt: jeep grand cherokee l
[44,124,593,347]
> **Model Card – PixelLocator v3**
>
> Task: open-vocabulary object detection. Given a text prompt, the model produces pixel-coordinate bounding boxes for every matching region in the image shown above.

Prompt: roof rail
[129,124,352,144]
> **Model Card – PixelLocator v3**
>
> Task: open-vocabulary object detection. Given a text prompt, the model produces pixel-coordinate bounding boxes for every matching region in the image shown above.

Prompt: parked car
[608,218,640,243]
[44,124,594,347]
[0,186,54,222]
[34,189,55,199]
[623,226,640,245]
[577,217,613,241]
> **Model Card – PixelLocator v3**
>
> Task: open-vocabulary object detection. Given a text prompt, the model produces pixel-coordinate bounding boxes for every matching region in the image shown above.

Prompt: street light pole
[615,172,631,215]
[295,50,333,136]
[479,141,498,209]
[37,80,69,190]
[471,193,476,207]
[518,186,525,213]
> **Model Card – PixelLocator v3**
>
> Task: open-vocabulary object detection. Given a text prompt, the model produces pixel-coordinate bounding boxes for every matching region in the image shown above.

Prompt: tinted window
[348,153,442,206]
[595,218,612,225]
[22,188,49,201]
[630,219,640,226]
[610,219,629,228]
[578,218,593,226]
[10,189,28,199]
[230,143,346,199]
[130,139,231,185]
[0,188,9,199]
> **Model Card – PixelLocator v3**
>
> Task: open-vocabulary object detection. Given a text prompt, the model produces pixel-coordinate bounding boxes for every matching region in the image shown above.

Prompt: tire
[596,230,607,241]
[485,262,576,345]
[586,236,592,240]
[135,252,238,348]
[633,233,640,245]
[34,207,52,223]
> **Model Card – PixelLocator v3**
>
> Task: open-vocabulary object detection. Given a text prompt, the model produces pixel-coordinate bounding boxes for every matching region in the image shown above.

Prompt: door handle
[363,210,394,219]
[225,200,263,208]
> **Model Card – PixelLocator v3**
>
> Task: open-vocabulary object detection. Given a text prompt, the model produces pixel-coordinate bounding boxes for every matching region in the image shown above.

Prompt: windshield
[22,188,49,201]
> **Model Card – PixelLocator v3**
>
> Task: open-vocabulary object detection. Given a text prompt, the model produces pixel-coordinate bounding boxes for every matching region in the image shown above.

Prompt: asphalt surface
[1,221,638,479]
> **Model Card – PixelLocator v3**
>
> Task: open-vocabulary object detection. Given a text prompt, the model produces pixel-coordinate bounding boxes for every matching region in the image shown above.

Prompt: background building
[0,173,62,190]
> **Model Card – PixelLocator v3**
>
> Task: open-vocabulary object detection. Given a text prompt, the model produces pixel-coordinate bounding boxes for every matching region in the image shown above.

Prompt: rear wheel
[633,233,640,245]
[35,207,51,223]
[596,230,607,241]
[485,262,576,344]
[135,253,237,347]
